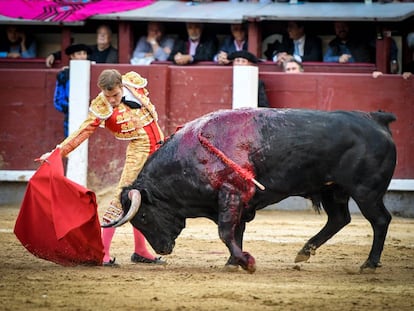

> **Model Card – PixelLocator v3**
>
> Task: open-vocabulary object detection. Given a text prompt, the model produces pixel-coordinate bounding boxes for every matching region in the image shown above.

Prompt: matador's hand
[35,146,61,162]
[35,151,52,163]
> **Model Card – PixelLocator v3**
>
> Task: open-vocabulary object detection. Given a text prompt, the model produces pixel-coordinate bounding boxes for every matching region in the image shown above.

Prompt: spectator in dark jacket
[45,25,118,67]
[271,21,322,65]
[373,32,414,80]
[324,21,372,63]
[214,23,248,65]
[168,22,218,65]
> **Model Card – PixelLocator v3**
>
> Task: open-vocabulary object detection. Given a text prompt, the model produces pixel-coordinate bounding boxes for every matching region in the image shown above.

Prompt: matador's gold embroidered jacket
[58,85,159,158]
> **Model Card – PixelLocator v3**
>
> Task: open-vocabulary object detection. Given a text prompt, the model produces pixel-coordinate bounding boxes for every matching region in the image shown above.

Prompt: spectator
[402,32,414,79]
[45,25,118,67]
[373,32,414,80]
[228,50,269,108]
[323,21,372,63]
[271,21,322,65]
[130,21,175,65]
[0,25,36,58]
[40,69,166,267]
[54,44,91,138]
[214,23,248,65]
[168,22,218,65]
[369,31,399,74]
[389,38,400,74]
[283,57,304,73]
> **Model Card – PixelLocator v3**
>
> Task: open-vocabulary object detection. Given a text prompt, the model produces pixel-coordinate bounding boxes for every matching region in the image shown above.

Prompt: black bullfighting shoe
[131,253,167,265]
[102,202,123,225]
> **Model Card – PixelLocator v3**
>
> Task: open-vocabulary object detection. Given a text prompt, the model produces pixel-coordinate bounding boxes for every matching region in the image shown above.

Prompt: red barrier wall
[0,69,62,170]
[0,65,412,191]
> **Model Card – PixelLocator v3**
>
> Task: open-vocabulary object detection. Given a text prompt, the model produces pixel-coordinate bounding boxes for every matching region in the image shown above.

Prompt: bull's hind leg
[356,199,391,273]
[218,183,256,273]
[296,186,351,263]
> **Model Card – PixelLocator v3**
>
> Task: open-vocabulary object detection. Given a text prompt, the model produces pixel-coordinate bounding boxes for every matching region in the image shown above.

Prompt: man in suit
[272,21,322,65]
[168,22,217,65]
[214,23,248,65]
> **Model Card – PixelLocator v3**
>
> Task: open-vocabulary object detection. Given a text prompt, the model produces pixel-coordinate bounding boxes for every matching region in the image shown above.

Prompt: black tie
[121,96,141,109]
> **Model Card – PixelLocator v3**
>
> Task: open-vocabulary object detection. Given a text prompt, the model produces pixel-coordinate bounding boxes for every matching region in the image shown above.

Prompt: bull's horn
[101,190,141,228]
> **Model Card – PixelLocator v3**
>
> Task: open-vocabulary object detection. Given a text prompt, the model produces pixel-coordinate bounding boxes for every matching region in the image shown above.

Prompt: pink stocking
[133,227,155,259]
[102,227,115,262]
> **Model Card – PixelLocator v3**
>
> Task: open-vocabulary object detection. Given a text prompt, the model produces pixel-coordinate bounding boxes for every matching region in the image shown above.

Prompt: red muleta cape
[14,149,104,266]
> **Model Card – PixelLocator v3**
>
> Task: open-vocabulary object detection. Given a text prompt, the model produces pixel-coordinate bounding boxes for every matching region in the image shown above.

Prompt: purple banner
[0,0,154,22]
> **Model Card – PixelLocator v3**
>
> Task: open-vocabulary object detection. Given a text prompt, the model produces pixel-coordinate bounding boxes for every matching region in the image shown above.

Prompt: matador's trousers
[112,121,164,208]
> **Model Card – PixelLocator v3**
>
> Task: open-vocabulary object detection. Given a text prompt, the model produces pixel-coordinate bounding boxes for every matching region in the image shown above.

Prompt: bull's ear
[140,188,153,204]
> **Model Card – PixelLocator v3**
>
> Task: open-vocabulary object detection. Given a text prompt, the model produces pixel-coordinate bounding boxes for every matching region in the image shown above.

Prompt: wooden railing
[0,58,64,69]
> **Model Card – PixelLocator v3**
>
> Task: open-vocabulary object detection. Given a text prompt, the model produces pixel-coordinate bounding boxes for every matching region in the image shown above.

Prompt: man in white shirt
[272,21,322,65]
[168,22,218,65]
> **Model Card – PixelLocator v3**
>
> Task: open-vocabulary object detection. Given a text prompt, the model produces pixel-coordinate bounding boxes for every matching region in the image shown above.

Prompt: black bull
[110,108,397,273]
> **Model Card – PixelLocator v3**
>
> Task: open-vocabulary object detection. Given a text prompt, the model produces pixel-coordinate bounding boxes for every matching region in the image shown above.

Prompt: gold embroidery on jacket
[89,93,113,120]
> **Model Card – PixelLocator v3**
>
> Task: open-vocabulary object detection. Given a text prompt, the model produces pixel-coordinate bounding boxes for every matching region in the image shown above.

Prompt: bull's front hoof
[240,251,256,274]
[225,252,256,273]
[359,260,380,274]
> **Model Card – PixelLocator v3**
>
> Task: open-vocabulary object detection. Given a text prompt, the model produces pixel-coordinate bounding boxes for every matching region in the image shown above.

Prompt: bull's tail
[369,111,397,128]
[308,195,322,214]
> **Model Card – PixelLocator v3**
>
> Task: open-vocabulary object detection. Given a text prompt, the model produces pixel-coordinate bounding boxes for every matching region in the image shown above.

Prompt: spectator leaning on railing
[45,24,118,67]
[282,56,304,73]
[130,21,175,65]
[270,21,322,65]
[372,32,414,80]
[323,21,372,64]
[214,23,248,65]
[168,22,218,65]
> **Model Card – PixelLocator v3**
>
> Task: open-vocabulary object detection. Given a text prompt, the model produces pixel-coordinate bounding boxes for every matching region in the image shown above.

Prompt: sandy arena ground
[1,190,413,311]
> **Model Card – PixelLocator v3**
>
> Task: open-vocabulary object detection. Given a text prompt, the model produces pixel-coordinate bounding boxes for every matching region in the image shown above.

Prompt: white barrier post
[66,60,91,187]
[232,65,259,109]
